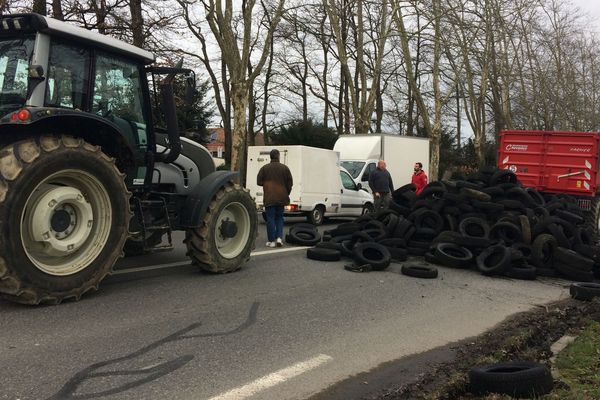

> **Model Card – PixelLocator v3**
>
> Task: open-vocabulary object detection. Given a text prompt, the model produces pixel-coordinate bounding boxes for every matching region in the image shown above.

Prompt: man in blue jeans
[257,149,293,247]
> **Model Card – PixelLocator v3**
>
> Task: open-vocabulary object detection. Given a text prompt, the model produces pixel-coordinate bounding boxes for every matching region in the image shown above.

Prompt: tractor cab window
[45,42,89,109]
[93,53,148,149]
[92,54,144,123]
[0,38,33,115]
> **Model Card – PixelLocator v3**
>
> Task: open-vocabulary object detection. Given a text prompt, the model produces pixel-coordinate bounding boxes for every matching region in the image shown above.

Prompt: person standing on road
[257,149,293,248]
[412,162,428,195]
[368,160,394,211]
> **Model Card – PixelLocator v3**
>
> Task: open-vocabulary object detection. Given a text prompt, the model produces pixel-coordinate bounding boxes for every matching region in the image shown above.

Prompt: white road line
[113,247,309,275]
[112,261,189,275]
[251,246,309,256]
[207,354,333,400]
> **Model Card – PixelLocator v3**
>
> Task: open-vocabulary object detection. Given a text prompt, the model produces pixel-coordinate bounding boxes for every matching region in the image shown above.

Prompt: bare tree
[324,0,397,134]
[200,0,285,174]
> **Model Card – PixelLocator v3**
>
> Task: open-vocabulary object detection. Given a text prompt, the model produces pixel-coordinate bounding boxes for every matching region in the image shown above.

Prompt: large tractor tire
[185,182,257,273]
[0,136,130,304]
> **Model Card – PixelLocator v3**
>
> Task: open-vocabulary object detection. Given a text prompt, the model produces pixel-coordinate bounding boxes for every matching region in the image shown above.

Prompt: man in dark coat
[257,149,293,247]
[368,159,394,211]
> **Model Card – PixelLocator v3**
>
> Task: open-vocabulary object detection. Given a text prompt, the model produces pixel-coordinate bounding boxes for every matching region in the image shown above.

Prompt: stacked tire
[299,165,600,283]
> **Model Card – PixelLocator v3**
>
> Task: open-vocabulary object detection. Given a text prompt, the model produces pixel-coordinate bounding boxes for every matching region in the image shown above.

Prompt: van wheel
[362,203,374,215]
[307,205,325,225]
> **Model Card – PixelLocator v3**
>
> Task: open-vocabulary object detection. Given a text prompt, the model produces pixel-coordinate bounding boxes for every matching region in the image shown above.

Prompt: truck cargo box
[498,130,600,197]
[246,145,374,224]
[333,134,430,192]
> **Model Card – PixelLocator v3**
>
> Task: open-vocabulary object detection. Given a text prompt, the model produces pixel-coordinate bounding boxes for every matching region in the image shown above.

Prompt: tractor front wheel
[185,183,257,273]
[0,136,130,304]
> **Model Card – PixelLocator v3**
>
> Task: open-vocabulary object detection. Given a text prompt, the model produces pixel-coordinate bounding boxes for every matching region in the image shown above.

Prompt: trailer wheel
[583,196,600,242]
[0,136,130,304]
[185,183,257,273]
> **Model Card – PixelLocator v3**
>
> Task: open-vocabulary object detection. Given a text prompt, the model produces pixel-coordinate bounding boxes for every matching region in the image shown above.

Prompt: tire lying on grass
[469,361,553,397]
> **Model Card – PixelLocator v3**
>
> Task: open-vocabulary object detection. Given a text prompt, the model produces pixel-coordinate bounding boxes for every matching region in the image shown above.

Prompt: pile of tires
[300,165,600,282]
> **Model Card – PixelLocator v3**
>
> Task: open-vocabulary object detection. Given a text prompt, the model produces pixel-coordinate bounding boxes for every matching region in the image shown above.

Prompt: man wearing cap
[257,149,293,248]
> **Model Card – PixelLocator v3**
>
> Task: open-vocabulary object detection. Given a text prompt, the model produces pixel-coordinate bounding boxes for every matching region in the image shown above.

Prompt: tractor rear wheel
[185,183,257,273]
[0,136,130,304]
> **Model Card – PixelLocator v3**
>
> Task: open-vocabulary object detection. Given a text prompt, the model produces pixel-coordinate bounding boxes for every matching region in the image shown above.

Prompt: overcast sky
[573,0,600,31]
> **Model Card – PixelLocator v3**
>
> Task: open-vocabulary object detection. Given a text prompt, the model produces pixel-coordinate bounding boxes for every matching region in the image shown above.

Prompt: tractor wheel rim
[215,201,251,259]
[21,170,112,276]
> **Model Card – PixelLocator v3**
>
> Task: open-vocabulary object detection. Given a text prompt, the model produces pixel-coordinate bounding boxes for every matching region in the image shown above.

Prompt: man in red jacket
[411,162,428,195]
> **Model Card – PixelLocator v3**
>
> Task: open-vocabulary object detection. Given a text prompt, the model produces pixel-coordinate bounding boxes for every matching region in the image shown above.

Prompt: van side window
[362,163,376,181]
[340,171,356,190]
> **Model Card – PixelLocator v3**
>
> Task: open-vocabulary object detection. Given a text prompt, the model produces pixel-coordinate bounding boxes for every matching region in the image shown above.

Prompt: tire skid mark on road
[46,303,260,400]
[207,354,333,400]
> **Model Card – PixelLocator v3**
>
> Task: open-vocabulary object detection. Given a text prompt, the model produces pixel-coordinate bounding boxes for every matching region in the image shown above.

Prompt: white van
[333,134,430,192]
[246,145,373,224]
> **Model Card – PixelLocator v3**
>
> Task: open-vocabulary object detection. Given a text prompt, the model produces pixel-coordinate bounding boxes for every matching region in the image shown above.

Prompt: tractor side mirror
[28,65,44,79]
[27,64,45,99]
[184,74,197,105]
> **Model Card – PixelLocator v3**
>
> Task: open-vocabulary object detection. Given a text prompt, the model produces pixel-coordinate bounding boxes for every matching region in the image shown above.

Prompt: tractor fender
[0,111,136,166]
[178,170,241,228]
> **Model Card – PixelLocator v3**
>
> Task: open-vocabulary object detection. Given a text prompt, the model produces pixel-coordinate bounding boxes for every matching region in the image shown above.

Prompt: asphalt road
[0,218,570,400]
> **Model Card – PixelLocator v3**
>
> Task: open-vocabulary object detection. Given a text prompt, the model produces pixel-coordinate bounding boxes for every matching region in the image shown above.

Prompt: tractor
[0,13,258,305]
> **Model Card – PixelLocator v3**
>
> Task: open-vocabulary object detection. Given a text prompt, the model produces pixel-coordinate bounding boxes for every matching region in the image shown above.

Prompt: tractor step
[132,197,174,253]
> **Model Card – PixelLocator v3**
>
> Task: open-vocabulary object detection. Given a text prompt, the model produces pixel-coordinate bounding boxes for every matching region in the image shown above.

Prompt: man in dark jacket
[368,159,394,211]
[257,149,293,247]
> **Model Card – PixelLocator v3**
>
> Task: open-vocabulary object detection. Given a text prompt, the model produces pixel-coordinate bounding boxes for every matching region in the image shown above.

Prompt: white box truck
[246,145,374,224]
[333,134,430,193]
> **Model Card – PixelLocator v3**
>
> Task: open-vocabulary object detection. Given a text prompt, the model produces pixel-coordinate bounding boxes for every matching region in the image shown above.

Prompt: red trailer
[498,130,600,229]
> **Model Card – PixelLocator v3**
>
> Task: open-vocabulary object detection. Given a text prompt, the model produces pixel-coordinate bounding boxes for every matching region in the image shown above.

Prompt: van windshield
[340,161,365,179]
[0,38,34,115]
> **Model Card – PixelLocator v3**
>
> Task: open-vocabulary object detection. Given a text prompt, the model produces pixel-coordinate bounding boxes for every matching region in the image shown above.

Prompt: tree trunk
[32,0,46,15]
[222,59,232,166]
[247,62,256,147]
[51,0,63,19]
[230,81,249,179]
[429,0,442,181]
[262,36,274,144]
[129,0,144,47]
[375,81,383,133]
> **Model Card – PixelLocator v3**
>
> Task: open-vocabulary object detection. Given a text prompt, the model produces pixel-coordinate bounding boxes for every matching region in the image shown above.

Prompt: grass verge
[544,320,600,400]
[377,297,600,399]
